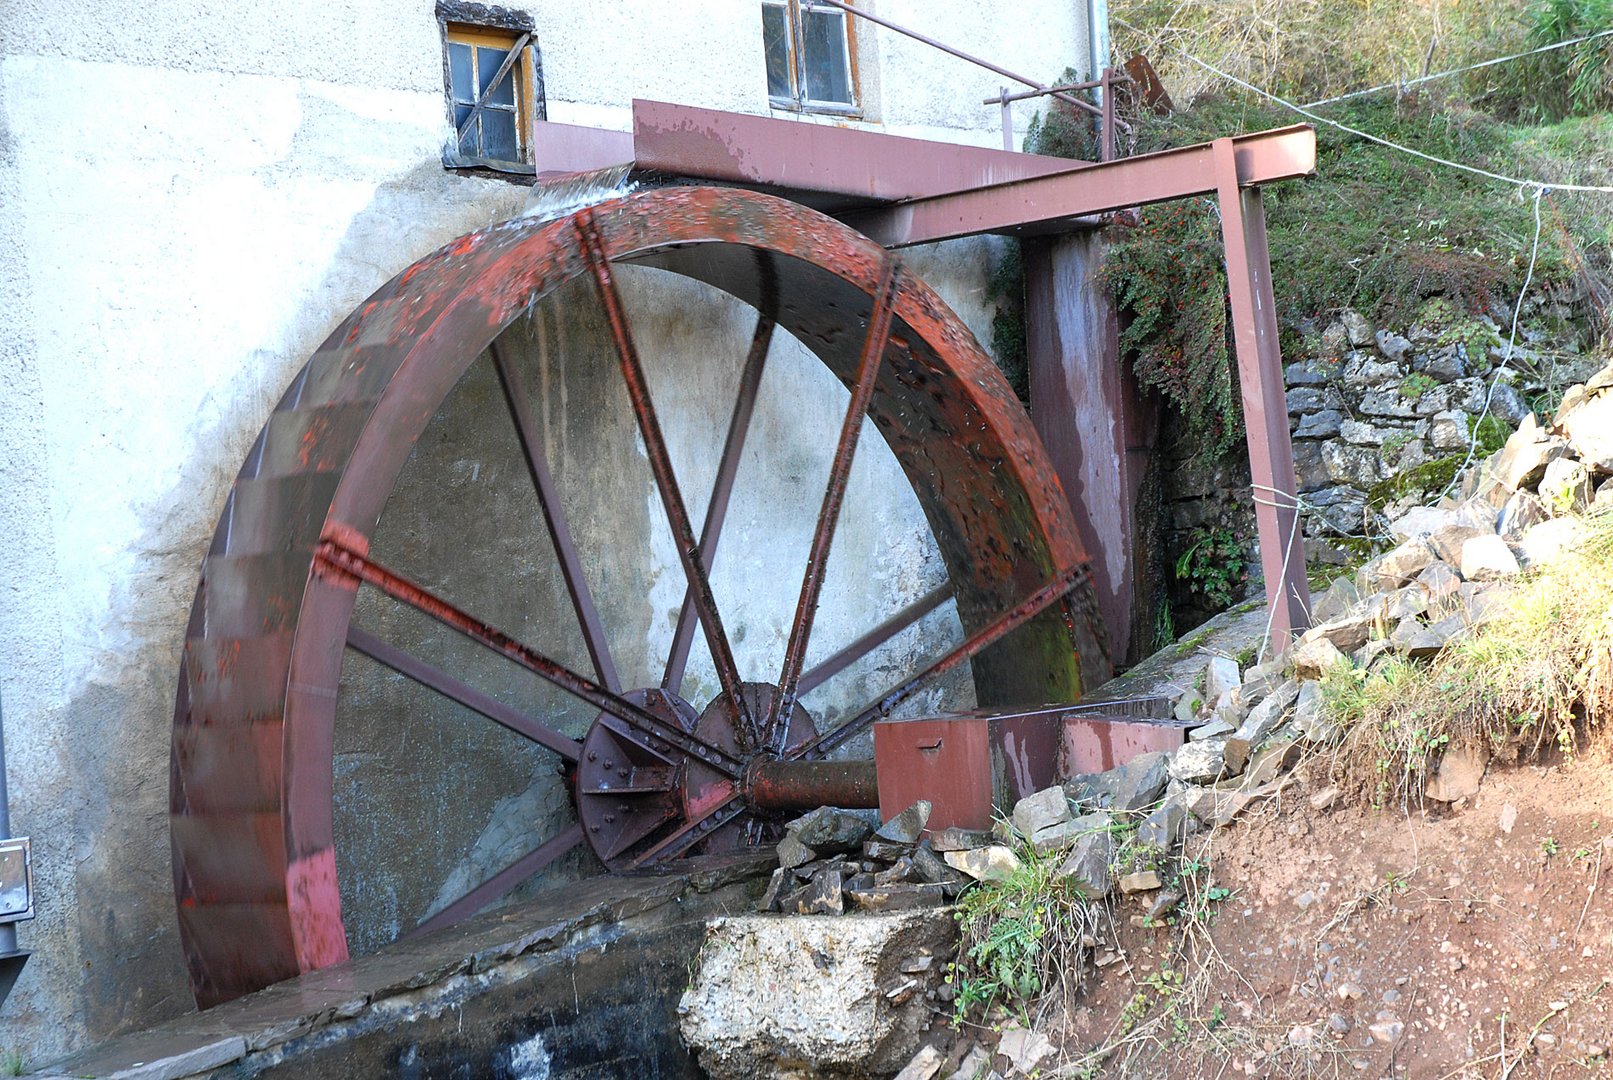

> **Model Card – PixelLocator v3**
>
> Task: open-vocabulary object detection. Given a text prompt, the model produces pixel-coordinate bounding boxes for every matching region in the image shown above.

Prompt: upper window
[763,1,858,114]
[442,20,541,172]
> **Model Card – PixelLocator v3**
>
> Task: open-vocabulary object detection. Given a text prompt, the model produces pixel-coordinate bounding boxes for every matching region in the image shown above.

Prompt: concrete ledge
[36,855,772,1079]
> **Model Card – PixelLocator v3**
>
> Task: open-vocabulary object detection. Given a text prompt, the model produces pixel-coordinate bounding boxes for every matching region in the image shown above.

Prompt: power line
[1162,46,1613,194]
[1302,27,1613,109]
[1438,186,1547,501]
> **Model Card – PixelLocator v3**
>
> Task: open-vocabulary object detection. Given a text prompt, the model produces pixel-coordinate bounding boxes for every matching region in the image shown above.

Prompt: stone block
[1054,829,1113,899]
[942,845,1020,883]
[1234,678,1300,744]
[1389,506,1454,543]
[1416,560,1461,602]
[1137,800,1188,851]
[1459,534,1520,581]
[1425,745,1486,803]
[1293,409,1343,439]
[787,807,875,853]
[1324,441,1389,485]
[1539,455,1593,514]
[1169,738,1231,784]
[1517,517,1588,570]
[1427,522,1491,566]
[1384,585,1428,621]
[1556,386,1613,470]
[1374,540,1437,588]
[680,909,956,1079]
[1203,656,1241,709]
[1119,869,1163,894]
[1108,751,1170,812]
[1376,329,1412,361]
[1494,414,1569,491]
[1029,811,1110,857]
[1011,786,1071,839]
[1310,576,1361,622]
[1301,615,1372,653]
[1499,490,1548,541]
[928,827,992,852]
[1289,636,1345,680]
[876,800,932,844]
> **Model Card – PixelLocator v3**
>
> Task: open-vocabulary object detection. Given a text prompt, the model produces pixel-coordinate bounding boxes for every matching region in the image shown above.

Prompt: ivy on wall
[1096,201,1241,463]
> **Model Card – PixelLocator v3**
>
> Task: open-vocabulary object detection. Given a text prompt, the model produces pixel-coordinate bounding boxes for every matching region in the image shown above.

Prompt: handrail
[807,0,1103,119]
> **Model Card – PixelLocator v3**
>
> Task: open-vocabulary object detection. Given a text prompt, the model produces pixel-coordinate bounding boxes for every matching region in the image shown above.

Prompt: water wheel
[171,186,1109,1006]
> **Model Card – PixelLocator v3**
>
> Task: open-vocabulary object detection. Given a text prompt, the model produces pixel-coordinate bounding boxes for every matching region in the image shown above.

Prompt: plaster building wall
[0,0,1091,1061]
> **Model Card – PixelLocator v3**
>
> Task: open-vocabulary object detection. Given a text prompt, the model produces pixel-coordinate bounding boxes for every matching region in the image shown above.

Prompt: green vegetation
[1174,525,1248,610]
[1493,0,1613,122]
[1326,508,1613,806]
[1105,95,1580,334]
[1096,201,1239,460]
[1398,372,1438,401]
[947,833,1102,1025]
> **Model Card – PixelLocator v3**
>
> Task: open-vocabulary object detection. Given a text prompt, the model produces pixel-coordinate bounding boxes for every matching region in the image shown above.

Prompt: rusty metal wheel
[171,186,1109,1006]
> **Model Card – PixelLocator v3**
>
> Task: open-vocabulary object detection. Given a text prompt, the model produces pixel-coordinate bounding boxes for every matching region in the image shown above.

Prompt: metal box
[0,838,33,922]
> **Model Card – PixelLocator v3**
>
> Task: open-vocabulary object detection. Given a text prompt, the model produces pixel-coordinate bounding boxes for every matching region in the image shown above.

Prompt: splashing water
[519,164,637,223]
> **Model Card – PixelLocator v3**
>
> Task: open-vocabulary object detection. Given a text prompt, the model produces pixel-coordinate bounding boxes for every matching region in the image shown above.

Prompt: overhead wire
[1301,27,1613,109]
[1110,17,1613,195]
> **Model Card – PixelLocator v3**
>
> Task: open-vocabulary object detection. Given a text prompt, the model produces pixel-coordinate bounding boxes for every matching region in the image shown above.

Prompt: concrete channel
[33,857,771,1079]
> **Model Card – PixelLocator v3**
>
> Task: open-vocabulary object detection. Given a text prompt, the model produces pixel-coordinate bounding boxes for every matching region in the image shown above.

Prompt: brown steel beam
[843,124,1316,247]
[1213,138,1312,652]
[631,99,1089,206]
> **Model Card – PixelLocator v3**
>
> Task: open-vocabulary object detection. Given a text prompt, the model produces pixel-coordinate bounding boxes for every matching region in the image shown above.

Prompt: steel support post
[1212,138,1312,653]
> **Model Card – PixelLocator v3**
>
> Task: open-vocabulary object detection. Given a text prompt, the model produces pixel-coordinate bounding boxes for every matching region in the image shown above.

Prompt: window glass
[451,103,474,156]
[448,42,474,104]
[801,8,851,105]
[477,46,515,106]
[481,109,518,160]
[762,4,793,100]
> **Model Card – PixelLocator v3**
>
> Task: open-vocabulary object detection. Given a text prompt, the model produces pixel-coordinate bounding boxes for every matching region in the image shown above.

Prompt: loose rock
[943,845,1021,883]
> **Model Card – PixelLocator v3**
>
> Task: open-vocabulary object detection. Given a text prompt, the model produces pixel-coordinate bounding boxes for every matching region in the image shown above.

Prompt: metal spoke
[626,797,747,870]
[796,584,952,696]
[766,258,901,752]
[792,563,1091,761]
[347,626,582,761]
[411,823,583,938]
[663,306,776,694]
[315,532,744,779]
[575,210,753,738]
[491,340,620,692]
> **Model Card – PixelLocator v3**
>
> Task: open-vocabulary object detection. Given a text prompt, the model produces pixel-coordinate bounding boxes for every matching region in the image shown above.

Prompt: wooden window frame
[763,0,861,117]
[438,6,546,175]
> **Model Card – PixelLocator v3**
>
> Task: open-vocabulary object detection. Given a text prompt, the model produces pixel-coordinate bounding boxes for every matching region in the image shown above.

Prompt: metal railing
[809,0,1130,160]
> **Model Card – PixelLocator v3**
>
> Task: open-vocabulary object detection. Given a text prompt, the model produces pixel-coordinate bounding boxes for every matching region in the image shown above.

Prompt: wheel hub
[576,682,824,867]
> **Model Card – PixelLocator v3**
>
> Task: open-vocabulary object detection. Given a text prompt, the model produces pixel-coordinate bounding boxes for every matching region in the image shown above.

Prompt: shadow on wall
[29,155,525,1060]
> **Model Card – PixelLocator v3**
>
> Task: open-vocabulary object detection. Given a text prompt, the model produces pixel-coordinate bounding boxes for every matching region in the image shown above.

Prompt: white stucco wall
[0,0,1089,1061]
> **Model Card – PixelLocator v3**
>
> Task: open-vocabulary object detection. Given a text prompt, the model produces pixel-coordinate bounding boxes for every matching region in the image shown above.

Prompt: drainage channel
[34,857,771,1080]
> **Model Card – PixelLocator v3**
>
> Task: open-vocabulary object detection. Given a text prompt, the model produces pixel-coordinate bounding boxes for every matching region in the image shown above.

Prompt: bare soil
[1060,751,1613,1078]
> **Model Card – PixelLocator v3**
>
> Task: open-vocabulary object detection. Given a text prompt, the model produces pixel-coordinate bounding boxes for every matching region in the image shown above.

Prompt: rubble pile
[757,801,970,915]
[697,361,1613,1079]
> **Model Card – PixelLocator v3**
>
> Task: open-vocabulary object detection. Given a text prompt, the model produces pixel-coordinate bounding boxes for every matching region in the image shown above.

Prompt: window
[441,17,542,172]
[763,1,858,113]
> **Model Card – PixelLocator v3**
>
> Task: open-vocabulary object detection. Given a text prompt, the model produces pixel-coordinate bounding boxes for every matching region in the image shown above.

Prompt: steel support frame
[845,128,1315,653]
[1212,138,1311,649]
[543,105,1316,654]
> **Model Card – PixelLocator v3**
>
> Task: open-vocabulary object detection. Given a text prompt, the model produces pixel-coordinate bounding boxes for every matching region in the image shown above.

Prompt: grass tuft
[948,831,1107,1027]
[1328,507,1613,806]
